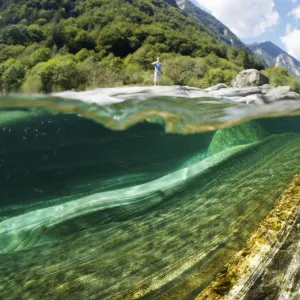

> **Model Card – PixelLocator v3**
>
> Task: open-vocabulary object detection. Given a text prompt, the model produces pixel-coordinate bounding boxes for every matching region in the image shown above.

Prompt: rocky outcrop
[232,69,270,88]
[276,53,300,78]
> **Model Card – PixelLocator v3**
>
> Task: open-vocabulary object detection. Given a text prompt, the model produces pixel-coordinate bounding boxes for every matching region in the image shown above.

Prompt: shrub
[163,55,207,85]
[290,78,300,93]
[24,54,82,92]
[0,45,25,63]
[262,67,292,87]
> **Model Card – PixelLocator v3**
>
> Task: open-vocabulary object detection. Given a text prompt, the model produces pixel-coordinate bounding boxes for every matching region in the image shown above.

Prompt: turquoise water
[0,95,300,299]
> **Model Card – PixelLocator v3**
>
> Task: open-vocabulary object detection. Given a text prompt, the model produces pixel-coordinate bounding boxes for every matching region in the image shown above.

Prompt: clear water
[0,95,300,299]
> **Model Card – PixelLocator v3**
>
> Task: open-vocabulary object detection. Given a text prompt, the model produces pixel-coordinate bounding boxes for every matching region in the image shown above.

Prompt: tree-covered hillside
[178,0,249,51]
[0,0,264,92]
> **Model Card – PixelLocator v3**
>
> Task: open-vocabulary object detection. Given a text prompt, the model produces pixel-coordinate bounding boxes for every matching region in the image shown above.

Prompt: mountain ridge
[176,0,250,51]
[248,41,300,78]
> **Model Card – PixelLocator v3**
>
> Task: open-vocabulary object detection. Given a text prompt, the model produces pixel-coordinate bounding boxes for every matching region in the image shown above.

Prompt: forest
[0,0,298,92]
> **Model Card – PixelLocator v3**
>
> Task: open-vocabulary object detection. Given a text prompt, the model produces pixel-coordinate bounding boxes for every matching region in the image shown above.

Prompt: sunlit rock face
[0,94,300,299]
[248,41,300,78]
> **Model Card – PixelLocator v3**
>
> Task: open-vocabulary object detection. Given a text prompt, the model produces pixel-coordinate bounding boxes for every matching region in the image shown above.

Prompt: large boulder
[232,69,269,88]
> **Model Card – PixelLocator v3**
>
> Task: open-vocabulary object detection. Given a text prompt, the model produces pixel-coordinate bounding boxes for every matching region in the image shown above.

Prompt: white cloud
[286,23,292,34]
[288,6,300,19]
[289,0,297,4]
[194,0,280,38]
[281,28,300,60]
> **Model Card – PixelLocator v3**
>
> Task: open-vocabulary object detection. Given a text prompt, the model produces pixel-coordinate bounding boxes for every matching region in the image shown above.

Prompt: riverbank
[52,84,300,105]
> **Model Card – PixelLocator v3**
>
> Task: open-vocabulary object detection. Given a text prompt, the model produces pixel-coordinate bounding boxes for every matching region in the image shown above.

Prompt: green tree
[24,54,82,92]
[0,45,25,63]
[0,60,26,91]
[28,47,51,67]
[98,23,139,57]
[0,25,44,45]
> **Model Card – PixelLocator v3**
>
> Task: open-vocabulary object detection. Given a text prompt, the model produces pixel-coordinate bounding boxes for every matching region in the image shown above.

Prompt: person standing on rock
[152,57,162,86]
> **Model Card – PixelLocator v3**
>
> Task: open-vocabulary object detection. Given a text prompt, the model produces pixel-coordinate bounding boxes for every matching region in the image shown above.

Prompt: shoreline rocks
[55,83,300,106]
[53,69,300,106]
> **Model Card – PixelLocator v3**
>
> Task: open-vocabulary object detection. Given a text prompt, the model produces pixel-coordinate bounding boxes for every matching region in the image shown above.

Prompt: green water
[0,95,300,299]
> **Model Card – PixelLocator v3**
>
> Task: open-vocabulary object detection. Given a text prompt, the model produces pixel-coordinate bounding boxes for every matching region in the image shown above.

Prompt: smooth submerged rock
[207,122,267,156]
[198,173,300,300]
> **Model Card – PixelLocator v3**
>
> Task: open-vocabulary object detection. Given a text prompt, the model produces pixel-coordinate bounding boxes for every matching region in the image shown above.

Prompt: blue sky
[243,0,296,47]
[194,0,300,59]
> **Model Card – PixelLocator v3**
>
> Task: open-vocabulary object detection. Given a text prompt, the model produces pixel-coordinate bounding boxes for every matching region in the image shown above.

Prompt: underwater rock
[197,173,300,300]
[207,122,267,156]
[1,122,300,299]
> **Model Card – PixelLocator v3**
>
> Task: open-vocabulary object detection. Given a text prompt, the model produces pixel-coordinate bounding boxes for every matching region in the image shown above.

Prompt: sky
[194,0,300,60]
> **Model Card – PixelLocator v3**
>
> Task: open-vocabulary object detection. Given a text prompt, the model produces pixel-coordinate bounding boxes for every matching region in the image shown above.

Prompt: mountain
[248,41,300,78]
[175,0,249,51]
[0,0,263,92]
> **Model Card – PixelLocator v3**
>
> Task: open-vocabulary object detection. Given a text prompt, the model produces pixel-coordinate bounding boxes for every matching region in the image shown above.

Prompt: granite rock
[232,69,270,88]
